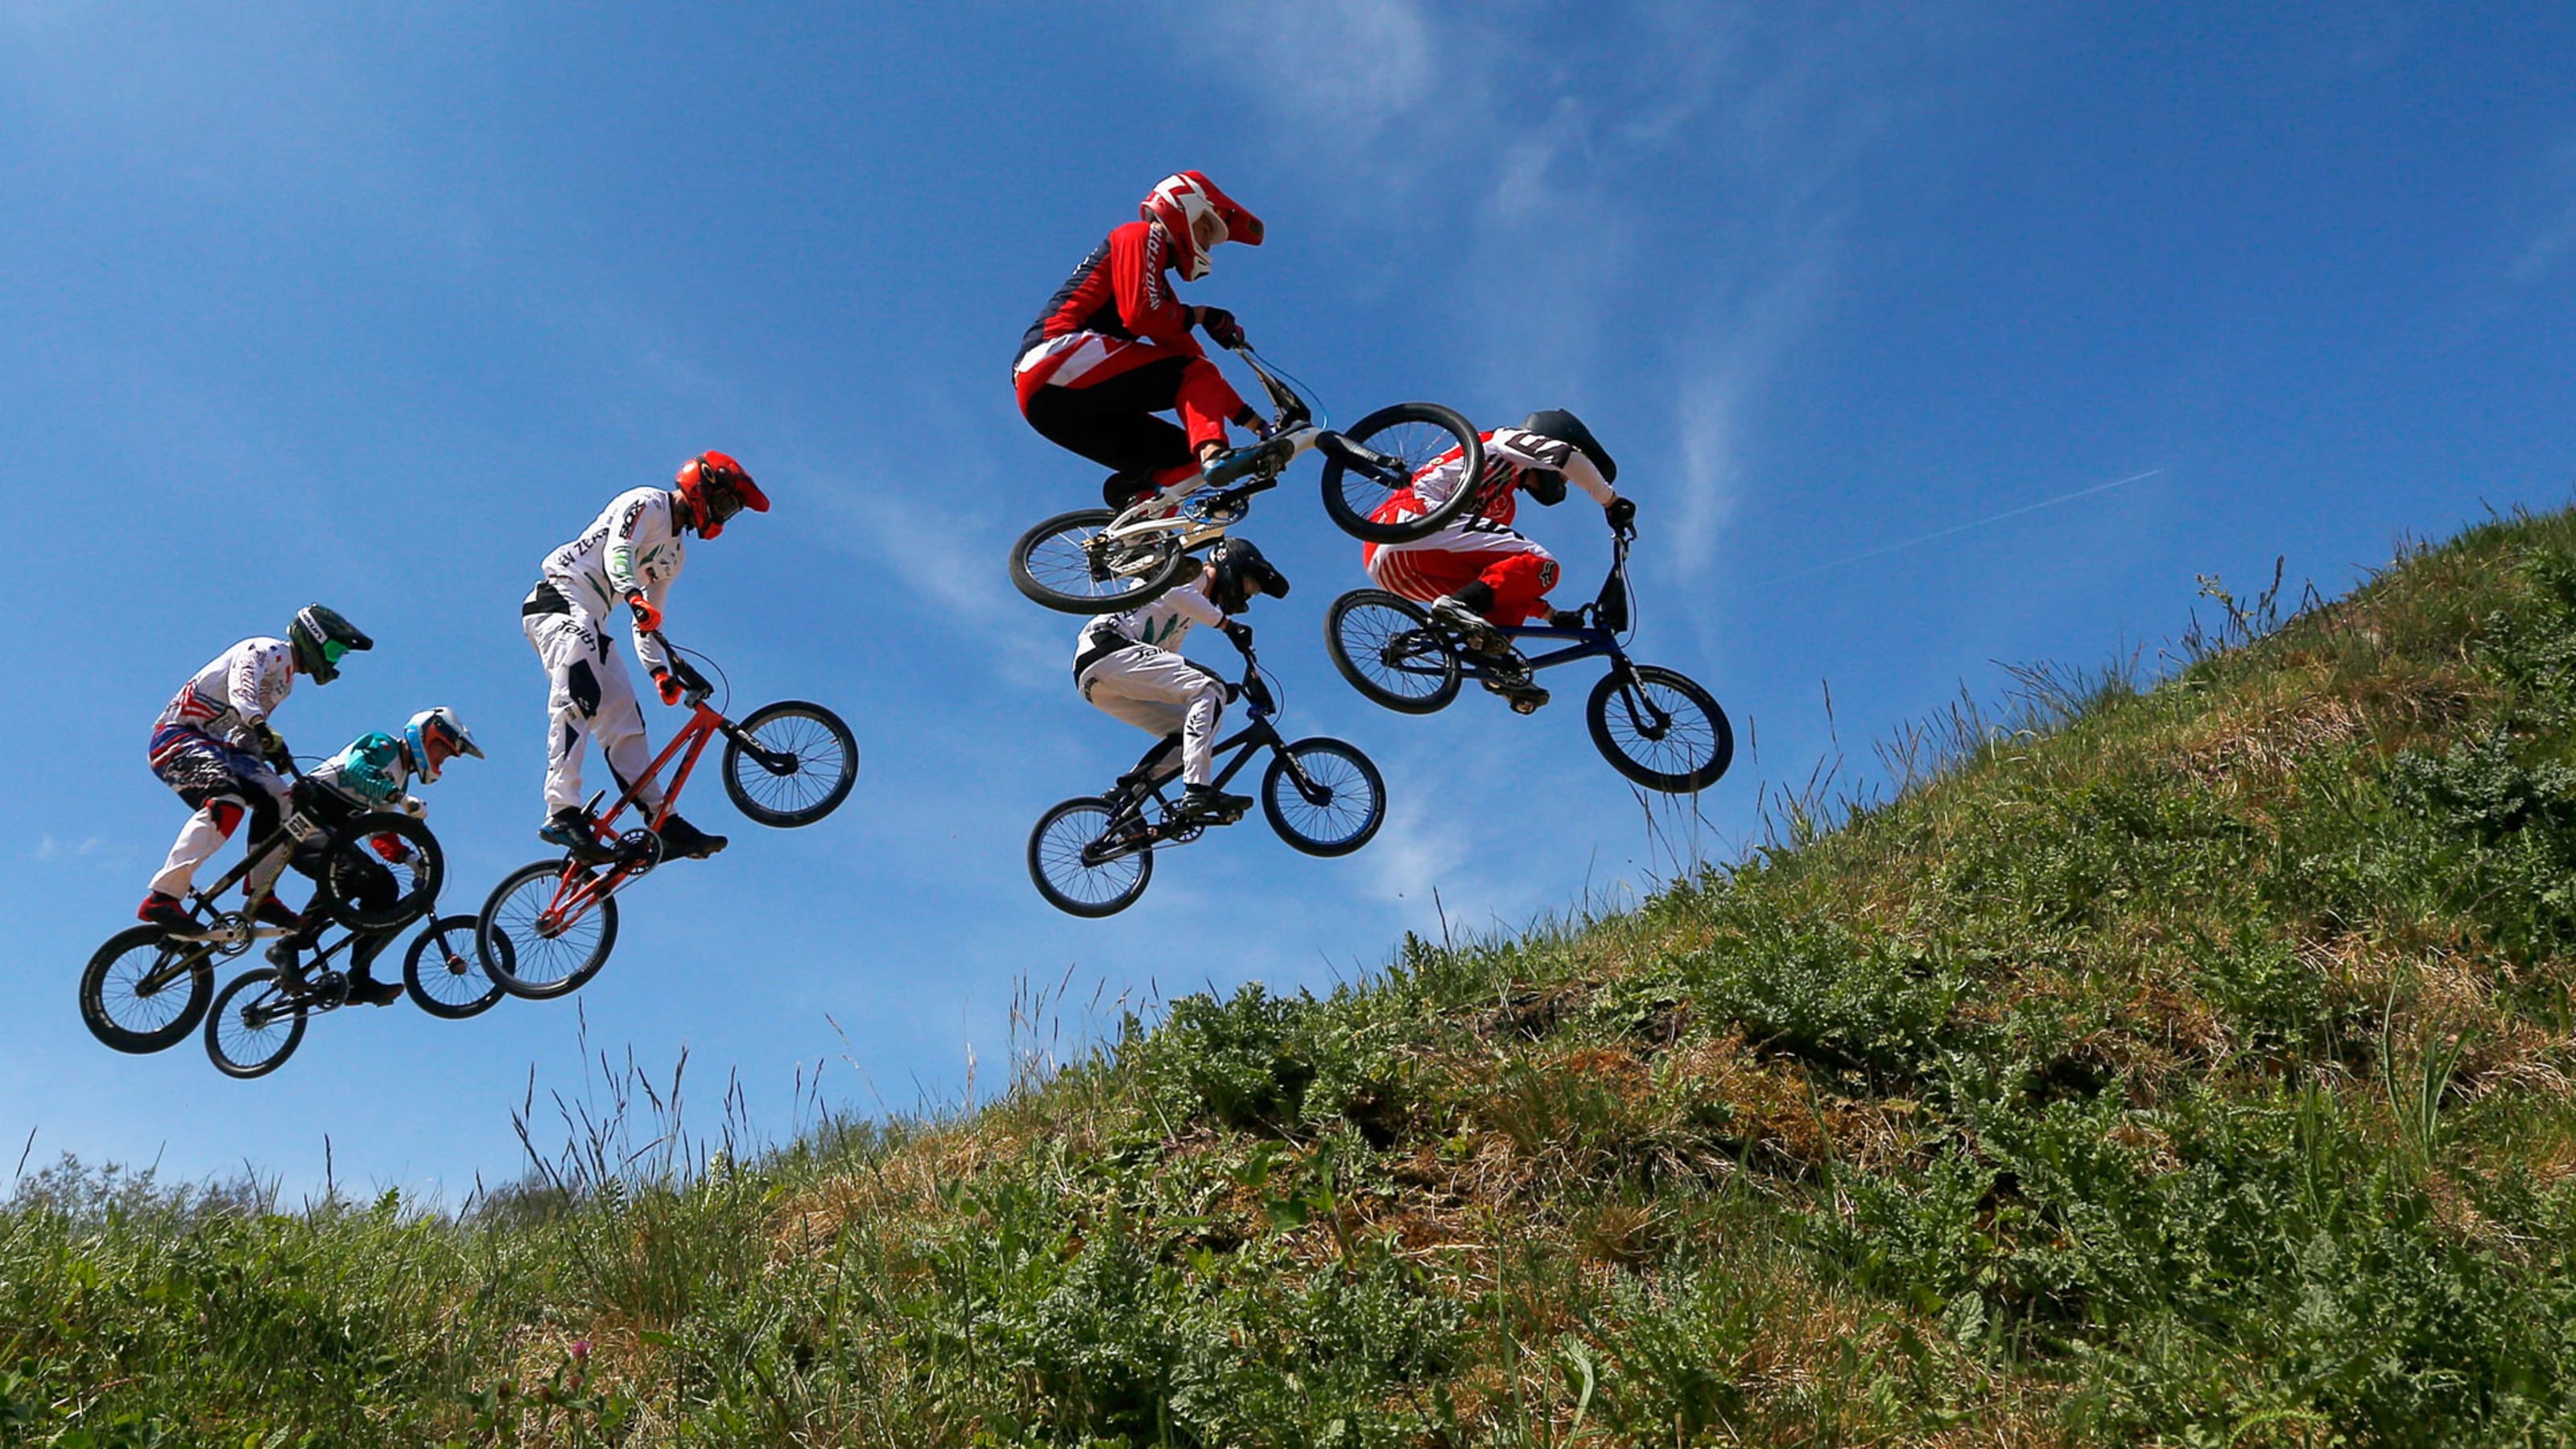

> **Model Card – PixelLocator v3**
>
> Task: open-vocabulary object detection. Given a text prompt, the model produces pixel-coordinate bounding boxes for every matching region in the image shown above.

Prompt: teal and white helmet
[405,707,483,784]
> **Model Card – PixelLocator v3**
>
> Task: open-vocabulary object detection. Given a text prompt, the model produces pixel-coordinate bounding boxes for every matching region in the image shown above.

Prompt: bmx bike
[200,913,503,1080]
[475,634,857,1001]
[1323,522,1735,794]
[1028,631,1385,917]
[1008,347,1487,615]
[80,766,444,1055]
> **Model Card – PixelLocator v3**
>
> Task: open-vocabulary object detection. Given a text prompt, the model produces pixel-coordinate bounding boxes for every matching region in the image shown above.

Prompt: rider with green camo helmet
[288,604,374,685]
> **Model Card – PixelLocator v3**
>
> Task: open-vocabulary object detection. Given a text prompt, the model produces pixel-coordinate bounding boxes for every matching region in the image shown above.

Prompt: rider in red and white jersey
[1017,171,1269,509]
[1074,538,1290,825]
[1362,410,1635,710]
[521,452,766,857]
[137,605,371,932]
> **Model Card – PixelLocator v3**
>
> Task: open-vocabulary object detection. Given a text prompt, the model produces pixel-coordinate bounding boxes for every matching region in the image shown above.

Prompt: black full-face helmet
[288,604,374,684]
[1521,408,1618,486]
[1209,537,1290,613]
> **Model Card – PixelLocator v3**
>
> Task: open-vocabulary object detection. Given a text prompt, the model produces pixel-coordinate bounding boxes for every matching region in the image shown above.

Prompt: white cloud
[1188,1,1979,572]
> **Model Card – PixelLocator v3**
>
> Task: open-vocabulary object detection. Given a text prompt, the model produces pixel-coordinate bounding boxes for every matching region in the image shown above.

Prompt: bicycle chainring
[615,828,664,875]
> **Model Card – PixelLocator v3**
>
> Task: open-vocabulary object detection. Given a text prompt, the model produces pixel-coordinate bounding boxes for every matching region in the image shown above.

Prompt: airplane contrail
[1748,468,2167,586]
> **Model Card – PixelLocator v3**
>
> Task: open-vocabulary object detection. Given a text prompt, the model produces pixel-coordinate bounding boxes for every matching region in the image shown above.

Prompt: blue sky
[3,2,2572,1197]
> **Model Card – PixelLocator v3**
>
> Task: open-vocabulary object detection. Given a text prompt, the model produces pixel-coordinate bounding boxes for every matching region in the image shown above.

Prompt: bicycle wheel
[724,701,859,827]
[1587,665,1735,794]
[80,926,218,1055]
[204,968,307,1080]
[1028,796,1154,918]
[316,812,444,933]
[1262,739,1386,857]
[1010,509,1193,615]
[1324,589,1462,714]
[404,914,506,1020]
[1319,403,1484,544]
[477,860,620,1001]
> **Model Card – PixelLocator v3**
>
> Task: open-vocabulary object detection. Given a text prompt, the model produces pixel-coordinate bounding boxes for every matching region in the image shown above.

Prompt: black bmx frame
[1093,641,1322,852]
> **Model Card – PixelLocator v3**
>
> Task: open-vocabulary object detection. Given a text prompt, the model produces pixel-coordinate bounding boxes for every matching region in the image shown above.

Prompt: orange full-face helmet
[676,451,769,539]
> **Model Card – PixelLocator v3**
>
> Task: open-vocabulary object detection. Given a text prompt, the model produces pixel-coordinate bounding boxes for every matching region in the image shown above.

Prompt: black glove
[1221,620,1253,650]
[1197,307,1247,350]
[1606,496,1637,530]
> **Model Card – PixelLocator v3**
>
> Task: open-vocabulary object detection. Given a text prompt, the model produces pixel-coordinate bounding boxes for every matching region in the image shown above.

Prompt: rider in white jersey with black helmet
[521,452,767,857]
[1074,538,1290,825]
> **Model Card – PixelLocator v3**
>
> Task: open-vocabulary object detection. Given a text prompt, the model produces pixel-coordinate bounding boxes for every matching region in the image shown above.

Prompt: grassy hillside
[13,510,2576,1447]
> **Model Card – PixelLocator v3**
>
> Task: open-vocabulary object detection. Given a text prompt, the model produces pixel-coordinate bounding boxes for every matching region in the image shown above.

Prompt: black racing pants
[1022,357,1200,506]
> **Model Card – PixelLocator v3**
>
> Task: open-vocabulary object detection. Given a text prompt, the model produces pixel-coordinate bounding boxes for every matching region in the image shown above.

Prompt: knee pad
[565,659,603,717]
[206,798,246,837]
[245,792,281,841]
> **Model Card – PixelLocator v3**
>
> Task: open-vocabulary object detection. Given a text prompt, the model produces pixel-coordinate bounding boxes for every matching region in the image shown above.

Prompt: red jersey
[1015,221,1203,394]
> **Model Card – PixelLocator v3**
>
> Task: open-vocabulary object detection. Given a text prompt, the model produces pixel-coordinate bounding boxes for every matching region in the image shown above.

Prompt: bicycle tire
[1319,403,1485,544]
[723,700,859,828]
[316,811,444,933]
[478,860,621,1001]
[1323,589,1462,714]
[80,926,218,1055]
[1009,509,1193,615]
[1261,738,1386,857]
[1028,796,1154,918]
[404,914,506,1020]
[1586,665,1735,794]
[204,968,307,1080]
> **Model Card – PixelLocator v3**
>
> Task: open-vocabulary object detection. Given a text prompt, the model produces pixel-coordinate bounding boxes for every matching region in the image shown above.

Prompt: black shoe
[539,807,592,851]
[1171,784,1252,825]
[137,892,193,933]
[347,975,403,1008]
[1546,608,1587,631]
[1430,596,1508,656]
[655,812,729,860]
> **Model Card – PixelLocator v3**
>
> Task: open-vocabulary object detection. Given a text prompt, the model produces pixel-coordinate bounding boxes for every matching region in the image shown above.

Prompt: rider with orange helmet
[1017,171,1269,508]
[520,452,767,858]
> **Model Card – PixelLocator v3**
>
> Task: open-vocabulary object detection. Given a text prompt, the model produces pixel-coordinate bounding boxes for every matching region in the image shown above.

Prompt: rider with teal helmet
[266,707,485,1006]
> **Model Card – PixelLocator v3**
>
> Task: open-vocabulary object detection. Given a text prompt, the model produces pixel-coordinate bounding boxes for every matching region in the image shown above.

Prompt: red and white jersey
[1367,427,1616,537]
[1015,221,1203,396]
[542,487,685,675]
[1078,576,1226,659]
[154,638,294,747]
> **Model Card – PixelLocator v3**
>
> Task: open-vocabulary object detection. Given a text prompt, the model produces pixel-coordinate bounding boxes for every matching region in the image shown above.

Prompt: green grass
[15,508,2576,1445]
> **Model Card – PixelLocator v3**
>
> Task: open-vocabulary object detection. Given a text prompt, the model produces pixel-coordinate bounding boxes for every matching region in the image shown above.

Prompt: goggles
[321,639,352,666]
[704,485,746,526]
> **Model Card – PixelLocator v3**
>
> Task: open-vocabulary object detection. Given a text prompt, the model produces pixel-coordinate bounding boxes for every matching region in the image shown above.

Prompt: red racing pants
[1364,530,1561,625]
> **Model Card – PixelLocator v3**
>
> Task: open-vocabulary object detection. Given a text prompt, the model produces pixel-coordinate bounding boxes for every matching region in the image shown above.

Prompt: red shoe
[250,895,305,931]
[136,892,192,932]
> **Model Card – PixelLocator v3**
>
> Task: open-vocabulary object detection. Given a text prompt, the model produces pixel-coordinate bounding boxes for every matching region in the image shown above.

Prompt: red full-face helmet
[675,451,769,539]
[1141,171,1264,283]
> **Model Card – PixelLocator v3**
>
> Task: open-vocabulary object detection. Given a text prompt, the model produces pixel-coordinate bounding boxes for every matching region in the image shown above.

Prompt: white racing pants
[1079,643,1227,787]
[147,731,294,901]
[525,609,665,819]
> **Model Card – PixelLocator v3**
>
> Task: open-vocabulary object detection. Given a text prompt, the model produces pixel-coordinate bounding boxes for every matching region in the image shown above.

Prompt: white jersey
[1401,426,1616,518]
[154,638,294,748]
[542,487,686,675]
[1079,576,1226,660]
